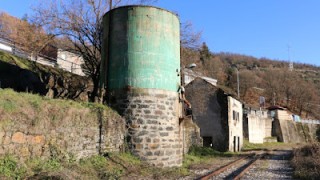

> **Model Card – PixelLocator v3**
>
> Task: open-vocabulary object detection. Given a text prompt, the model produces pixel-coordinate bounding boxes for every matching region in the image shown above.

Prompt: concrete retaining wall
[274,118,319,143]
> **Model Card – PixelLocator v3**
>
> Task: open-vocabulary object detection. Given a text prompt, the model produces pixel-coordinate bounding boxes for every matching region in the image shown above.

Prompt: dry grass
[291,143,320,179]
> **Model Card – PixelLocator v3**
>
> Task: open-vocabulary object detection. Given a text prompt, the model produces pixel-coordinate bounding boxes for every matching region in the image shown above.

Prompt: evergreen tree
[199,42,211,63]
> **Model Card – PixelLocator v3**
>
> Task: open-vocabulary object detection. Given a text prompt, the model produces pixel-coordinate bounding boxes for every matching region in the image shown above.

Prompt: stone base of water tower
[108,87,183,167]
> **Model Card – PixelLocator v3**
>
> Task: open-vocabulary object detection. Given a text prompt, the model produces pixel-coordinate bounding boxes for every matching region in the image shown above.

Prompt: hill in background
[181,45,320,119]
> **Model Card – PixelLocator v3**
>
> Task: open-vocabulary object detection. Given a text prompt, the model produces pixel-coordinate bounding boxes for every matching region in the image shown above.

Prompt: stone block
[145,100,154,103]
[148,144,159,149]
[0,131,5,144]
[31,145,44,156]
[135,144,143,150]
[0,146,4,155]
[31,135,45,145]
[166,127,174,131]
[154,150,164,156]
[12,132,26,144]
[17,145,31,157]
[133,137,143,143]
[145,151,153,156]
[157,105,166,110]
[146,138,151,143]
[138,104,149,109]
[165,150,174,156]
[144,110,151,114]
[146,120,158,125]
[155,110,163,115]
[137,130,148,136]
[160,132,169,137]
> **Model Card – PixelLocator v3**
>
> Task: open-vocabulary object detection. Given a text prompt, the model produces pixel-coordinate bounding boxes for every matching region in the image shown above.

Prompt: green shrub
[292,143,320,179]
[188,146,234,157]
[0,155,26,179]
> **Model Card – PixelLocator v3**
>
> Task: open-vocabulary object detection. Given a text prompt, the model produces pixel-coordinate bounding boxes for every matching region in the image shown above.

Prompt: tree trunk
[89,75,100,102]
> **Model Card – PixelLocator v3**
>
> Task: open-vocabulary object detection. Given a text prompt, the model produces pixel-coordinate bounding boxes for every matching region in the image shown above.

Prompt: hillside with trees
[181,43,320,119]
[1,1,319,119]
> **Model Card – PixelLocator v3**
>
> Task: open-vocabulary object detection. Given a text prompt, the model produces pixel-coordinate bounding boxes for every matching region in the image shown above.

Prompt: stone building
[243,106,273,144]
[185,78,243,152]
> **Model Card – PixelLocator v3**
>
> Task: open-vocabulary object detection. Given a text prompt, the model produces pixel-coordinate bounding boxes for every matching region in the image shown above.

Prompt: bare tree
[263,69,283,105]
[180,21,202,49]
[31,0,158,102]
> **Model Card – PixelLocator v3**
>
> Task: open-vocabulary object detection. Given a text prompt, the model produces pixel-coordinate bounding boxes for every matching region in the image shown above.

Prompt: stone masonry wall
[0,97,125,161]
[108,88,183,167]
[180,116,202,154]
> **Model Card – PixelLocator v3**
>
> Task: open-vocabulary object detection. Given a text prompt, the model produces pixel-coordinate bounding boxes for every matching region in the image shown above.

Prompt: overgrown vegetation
[242,139,296,151]
[0,155,26,179]
[188,146,235,157]
[0,144,241,179]
[291,143,320,180]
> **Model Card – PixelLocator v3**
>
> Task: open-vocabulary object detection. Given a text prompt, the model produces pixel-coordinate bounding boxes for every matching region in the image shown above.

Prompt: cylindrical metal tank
[101,6,182,167]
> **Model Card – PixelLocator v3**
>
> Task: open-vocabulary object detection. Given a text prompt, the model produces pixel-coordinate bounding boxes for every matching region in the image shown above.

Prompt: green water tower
[101,6,182,167]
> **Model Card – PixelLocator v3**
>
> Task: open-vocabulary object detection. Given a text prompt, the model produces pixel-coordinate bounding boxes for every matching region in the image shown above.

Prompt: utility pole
[232,66,240,99]
[288,45,293,71]
[236,68,240,99]
[109,0,112,10]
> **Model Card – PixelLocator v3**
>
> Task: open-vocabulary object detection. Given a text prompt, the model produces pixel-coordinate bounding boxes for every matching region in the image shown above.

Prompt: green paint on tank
[101,6,181,92]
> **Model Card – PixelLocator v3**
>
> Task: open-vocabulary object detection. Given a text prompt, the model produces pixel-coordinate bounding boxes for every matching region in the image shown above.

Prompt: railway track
[197,151,268,180]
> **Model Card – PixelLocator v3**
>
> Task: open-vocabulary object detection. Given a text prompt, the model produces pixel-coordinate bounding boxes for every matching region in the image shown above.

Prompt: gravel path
[178,157,239,180]
[210,158,252,180]
[242,150,294,180]
[179,150,294,180]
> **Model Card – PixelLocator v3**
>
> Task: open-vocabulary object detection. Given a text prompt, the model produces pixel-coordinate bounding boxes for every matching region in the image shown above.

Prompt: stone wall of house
[108,88,182,167]
[0,103,125,161]
[185,79,229,151]
[180,116,202,154]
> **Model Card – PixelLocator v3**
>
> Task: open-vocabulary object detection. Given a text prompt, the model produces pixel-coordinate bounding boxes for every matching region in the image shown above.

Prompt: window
[233,110,239,121]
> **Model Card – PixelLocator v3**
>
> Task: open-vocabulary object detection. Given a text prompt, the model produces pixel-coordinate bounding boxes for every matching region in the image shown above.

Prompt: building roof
[183,68,217,86]
[267,105,287,111]
[185,77,241,102]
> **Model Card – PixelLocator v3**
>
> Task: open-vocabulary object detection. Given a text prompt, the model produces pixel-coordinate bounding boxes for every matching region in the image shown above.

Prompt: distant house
[183,68,217,86]
[0,36,85,76]
[185,78,243,152]
[243,106,273,144]
[57,49,85,76]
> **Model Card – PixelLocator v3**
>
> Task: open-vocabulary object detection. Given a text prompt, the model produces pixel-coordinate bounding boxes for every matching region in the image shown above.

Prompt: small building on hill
[185,77,243,152]
[268,106,320,143]
[243,106,273,144]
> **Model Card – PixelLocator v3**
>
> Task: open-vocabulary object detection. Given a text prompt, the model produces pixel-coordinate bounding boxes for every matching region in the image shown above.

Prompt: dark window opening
[202,136,213,147]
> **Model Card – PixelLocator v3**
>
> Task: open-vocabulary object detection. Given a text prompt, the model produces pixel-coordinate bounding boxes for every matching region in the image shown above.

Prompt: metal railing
[300,119,320,125]
[0,35,85,76]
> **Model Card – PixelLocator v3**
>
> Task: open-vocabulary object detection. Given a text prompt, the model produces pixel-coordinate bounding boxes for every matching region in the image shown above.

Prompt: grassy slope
[0,51,86,82]
[0,89,227,179]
